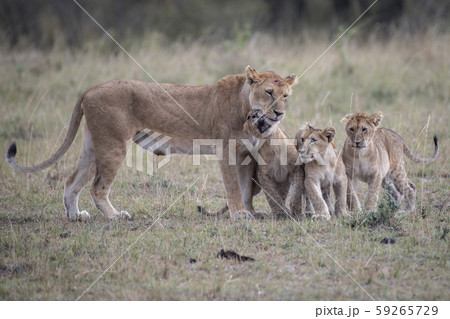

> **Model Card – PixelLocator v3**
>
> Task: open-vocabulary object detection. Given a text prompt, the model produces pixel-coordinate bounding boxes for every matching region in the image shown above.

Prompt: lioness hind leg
[90,141,131,220]
[64,129,96,221]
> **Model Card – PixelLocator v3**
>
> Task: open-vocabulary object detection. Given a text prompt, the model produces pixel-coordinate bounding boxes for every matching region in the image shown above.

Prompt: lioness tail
[5,94,85,173]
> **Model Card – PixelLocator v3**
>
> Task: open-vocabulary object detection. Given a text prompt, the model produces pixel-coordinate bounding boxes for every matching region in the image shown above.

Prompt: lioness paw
[77,210,91,221]
[120,211,132,220]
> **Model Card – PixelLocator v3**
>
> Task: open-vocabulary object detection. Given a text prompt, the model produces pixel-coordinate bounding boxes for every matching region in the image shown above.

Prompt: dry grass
[0,32,449,300]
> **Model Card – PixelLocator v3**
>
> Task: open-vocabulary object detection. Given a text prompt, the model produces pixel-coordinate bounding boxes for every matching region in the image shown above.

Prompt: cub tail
[403,135,439,164]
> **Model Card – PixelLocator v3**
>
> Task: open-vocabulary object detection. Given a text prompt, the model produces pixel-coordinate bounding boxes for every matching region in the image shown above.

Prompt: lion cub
[294,123,347,220]
[243,110,305,218]
[341,111,439,213]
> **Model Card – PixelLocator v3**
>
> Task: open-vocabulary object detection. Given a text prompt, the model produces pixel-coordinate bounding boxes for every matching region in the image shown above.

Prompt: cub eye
[300,138,304,143]
[265,90,273,97]
[283,94,288,100]
[310,138,316,144]
[349,128,354,133]
[362,127,367,133]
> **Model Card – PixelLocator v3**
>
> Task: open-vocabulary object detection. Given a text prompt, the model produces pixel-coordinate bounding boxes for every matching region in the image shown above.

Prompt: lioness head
[244,109,277,138]
[245,66,296,126]
[295,123,336,164]
[341,111,383,149]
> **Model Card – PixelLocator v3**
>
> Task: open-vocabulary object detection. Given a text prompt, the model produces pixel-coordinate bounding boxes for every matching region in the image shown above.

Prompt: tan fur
[341,111,439,213]
[242,110,305,218]
[294,123,347,220]
[6,66,297,221]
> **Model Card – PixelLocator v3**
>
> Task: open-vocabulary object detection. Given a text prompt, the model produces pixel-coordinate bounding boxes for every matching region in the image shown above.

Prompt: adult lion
[6,66,296,221]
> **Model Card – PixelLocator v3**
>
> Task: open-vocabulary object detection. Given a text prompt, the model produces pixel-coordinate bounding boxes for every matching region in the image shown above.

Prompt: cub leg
[90,140,131,220]
[258,170,290,218]
[305,177,331,220]
[333,176,348,217]
[346,176,361,213]
[391,170,416,212]
[364,174,383,212]
[322,184,334,215]
[64,129,96,221]
[383,178,401,202]
[290,166,306,216]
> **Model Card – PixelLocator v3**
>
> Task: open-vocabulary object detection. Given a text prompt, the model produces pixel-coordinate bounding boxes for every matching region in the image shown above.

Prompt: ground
[0,32,448,300]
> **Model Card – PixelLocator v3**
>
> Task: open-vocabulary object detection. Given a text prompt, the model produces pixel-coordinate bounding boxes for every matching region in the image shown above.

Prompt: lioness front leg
[305,178,331,220]
[364,174,383,212]
[238,161,266,218]
[218,159,251,218]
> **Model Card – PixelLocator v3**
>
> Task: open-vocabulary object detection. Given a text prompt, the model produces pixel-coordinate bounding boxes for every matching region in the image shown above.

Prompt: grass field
[0,32,448,300]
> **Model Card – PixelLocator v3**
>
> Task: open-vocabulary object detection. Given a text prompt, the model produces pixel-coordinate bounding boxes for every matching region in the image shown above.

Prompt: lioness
[6,66,296,220]
[341,111,439,213]
[295,123,347,220]
[242,110,305,218]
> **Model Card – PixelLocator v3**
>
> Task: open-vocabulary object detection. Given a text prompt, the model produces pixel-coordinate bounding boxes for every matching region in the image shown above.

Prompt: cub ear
[322,127,336,142]
[340,114,353,123]
[245,65,261,85]
[284,74,297,87]
[305,122,314,131]
[371,111,383,126]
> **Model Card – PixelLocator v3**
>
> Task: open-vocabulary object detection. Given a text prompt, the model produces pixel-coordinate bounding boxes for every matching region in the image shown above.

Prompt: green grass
[0,32,449,300]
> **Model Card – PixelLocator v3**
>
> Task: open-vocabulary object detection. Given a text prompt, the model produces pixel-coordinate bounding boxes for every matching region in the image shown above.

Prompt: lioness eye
[349,128,354,133]
[283,94,288,100]
[310,138,316,144]
[300,138,304,143]
[362,127,367,133]
[265,90,273,97]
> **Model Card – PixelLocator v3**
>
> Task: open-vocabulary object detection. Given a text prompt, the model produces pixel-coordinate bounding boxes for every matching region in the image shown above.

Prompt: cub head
[341,111,383,149]
[295,123,336,164]
[245,65,296,126]
[244,109,278,138]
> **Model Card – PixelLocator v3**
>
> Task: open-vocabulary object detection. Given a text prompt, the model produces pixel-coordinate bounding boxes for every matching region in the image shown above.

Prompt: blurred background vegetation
[1,0,449,49]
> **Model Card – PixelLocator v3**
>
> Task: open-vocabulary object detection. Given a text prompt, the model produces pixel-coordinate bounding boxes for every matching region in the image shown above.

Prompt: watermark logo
[126,130,326,176]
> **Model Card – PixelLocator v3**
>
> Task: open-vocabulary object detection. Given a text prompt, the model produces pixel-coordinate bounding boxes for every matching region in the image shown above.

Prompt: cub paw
[253,211,269,219]
[312,212,331,221]
[232,210,255,219]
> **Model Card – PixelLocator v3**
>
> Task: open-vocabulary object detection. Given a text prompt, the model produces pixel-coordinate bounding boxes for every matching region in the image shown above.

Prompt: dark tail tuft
[6,142,17,160]
[433,135,438,147]
[196,205,204,213]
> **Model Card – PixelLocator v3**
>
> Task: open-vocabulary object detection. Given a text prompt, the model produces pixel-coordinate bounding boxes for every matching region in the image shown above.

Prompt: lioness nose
[355,141,361,146]
[274,110,284,118]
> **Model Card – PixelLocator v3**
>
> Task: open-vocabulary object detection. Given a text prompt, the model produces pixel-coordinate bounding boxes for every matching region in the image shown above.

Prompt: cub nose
[273,110,284,118]
[355,141,361,146]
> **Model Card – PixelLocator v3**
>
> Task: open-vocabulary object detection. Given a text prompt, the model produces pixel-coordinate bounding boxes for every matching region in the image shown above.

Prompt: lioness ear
[284,74,297,87]
[371,111,383,126]
[340,114,353,123]
[323,127,336,142]
[245,65,261,86]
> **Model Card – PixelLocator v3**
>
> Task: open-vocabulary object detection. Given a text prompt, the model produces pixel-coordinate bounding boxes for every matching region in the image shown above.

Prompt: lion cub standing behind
[294,124,347,220]
[243,110,305,218]
[341,111,439,213]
